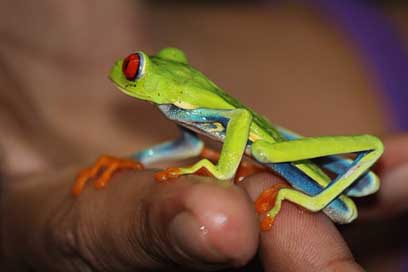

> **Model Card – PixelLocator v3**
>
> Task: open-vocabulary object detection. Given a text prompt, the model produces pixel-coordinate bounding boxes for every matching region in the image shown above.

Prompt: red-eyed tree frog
[72,48,384,230]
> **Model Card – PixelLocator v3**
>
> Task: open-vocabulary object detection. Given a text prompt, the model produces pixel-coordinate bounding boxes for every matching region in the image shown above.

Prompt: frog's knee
[325,197,358,224]
[362,134,384,152]
[251,141,272,163]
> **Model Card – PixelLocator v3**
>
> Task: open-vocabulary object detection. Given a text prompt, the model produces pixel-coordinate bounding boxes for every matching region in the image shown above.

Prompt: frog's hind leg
[256,162,358,229]
[313,156,380,197]
[251,135,384,230]
[275,126,380,197]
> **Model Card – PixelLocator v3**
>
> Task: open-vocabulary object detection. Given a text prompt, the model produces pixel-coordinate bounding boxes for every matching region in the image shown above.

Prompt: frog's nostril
[122,53,141,81]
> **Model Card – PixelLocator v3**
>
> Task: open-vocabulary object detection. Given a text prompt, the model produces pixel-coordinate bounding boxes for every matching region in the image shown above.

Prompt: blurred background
[1,0,408,271]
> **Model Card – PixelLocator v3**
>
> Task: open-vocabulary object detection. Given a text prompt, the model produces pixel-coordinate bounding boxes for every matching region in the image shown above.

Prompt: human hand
[3,135,408,271]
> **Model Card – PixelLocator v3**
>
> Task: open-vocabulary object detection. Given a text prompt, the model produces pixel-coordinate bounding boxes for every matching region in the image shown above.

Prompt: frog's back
[153,56,284,142]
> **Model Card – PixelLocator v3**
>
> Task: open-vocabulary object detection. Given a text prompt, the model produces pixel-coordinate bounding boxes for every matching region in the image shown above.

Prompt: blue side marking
[269,162,352,218]
[325,151,367,189]
[158,104,231,125]
[313,156,378,197]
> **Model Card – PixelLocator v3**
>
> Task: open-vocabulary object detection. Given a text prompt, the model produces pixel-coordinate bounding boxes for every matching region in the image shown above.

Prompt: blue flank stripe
[313,156,376,197]
[268,162,351,215]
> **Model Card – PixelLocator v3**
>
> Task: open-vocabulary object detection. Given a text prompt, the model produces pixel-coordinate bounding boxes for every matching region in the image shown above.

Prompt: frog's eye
[122,53,144,81]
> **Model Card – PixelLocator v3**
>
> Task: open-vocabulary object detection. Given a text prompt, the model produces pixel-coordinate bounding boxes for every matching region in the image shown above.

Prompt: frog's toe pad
[72,155,144,196]
[255,182,290,231]
[260,215,275,231]
[255,182,290,213]
[154,167,182,182]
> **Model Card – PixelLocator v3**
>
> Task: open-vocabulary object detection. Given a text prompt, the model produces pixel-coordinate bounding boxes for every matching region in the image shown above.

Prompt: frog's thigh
[275,126,379,197]
[257,181,358,223]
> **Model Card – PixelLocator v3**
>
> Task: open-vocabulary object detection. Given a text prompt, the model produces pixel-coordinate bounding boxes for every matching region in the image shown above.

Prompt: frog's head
[109,47,192,105]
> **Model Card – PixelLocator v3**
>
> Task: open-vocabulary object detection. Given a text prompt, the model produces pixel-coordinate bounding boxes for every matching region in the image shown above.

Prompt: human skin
[3,136,408,271]
[2,1,408,271]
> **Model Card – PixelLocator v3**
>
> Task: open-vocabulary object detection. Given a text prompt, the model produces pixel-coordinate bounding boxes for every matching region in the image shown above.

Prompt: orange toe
[72,175,89,197]
[154,167,181,182]
[255,182,289,214]
[260,215,275,231]
[94,162,119,189]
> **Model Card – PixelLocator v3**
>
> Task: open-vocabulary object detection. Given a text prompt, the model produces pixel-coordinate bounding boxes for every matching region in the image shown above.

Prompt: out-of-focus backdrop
[1,0,408,271]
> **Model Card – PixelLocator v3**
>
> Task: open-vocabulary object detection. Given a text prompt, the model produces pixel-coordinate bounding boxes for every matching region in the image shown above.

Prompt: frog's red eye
[122,53,143,81]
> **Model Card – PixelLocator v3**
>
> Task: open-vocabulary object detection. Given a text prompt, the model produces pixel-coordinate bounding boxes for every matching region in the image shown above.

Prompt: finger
[241,173,364,272]
[359,134,408,218]
[70,169,259,271]
[376,133,408,170]
[3,167,260,271]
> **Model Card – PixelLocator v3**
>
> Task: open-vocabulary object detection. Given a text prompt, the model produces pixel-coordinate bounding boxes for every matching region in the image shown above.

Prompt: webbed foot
[72,155,144,196]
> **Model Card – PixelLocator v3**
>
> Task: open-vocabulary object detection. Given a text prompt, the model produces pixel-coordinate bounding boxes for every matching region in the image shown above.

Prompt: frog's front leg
[251,135,384,230]
[155,108,252,183]
[199,147,270,183]
[72,128,203,196]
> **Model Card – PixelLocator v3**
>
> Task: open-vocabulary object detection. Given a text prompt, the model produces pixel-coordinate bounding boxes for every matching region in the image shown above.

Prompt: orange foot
[255,182,290,231]
[154,167,182,182]
[154,166,214,183]
[72,155,144,196]
[260,215,275,232]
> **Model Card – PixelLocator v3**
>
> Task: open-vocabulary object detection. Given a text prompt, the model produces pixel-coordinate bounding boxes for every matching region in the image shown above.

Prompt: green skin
[109,47,384,224]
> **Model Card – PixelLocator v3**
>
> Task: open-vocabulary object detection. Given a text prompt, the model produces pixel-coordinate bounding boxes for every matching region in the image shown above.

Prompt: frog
[72,47,384,230]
